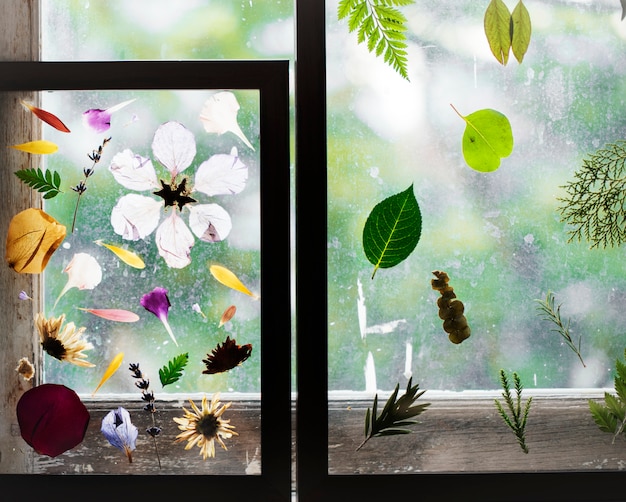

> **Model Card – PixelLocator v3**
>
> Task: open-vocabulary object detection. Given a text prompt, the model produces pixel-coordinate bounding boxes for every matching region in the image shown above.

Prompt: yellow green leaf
[92,352,124,396]
[209,264,259,300]
[511,0,531,64]
[484,0,512,65]
[9,140,58,154]
[95,239,145,269]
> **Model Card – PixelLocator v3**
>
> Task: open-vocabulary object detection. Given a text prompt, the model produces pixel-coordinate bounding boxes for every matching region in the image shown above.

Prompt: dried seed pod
[431,270,471,344]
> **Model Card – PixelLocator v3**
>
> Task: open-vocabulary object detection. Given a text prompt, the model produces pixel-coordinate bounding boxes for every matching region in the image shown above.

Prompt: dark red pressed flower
[202,336,252,374]
[16,383,90,457]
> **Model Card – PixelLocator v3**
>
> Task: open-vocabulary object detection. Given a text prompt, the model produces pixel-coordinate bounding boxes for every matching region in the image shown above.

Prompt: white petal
[194,147,248,196]
[111,194,163,240]
[64,252,102,290]
[155,212,195,268]
[188,204,232,242]
[109,149,159,191]
[152,121,196,177]
[199,91,255,150]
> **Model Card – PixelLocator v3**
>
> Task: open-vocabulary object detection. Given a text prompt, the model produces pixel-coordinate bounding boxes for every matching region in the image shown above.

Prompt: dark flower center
[196,414,219,438]
[41,338,66,361]
[154,177,196,210]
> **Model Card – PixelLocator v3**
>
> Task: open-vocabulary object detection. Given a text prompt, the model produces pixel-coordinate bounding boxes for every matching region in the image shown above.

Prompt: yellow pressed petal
[95,239,145,269]
[9,139,58,154]
[6,208,66,273]
[209,264,259,300]
[92,352,124,396]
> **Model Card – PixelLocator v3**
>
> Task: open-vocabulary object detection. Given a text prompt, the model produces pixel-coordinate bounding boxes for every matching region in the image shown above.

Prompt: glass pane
[40,89,261,396]
[327,0,626,394]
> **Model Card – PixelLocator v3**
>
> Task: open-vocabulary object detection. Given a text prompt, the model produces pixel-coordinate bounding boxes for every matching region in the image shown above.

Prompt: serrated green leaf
[337,0,355,20]
[589,399,618,433]
[364,407,371,437]
[451,105,514,172]
[362,184,422,279]
[604,392,626,421]
[511,1,531,63]
[376,429,413,436]
[159,352,189,387]
[484,0,512,65]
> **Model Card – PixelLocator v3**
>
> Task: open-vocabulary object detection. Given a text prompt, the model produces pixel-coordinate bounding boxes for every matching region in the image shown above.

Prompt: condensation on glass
[326,0,626,394]
[40,89,261,396]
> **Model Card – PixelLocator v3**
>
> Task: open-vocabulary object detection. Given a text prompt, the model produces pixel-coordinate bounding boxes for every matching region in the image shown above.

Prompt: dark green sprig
[159,352,189,387]
[535,291,586,368]
[557,141,626,248]
[14,167,62,199]
[338,0,414,81]
[356,377,430,451]
[494,369,532,454]
[589,349,626,444]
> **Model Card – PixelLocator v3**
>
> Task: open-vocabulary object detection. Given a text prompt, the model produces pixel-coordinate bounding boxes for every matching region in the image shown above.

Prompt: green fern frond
[337,0,414,80]
[14,167,62,199]
[159,353,189,387]
[495,369,532,453]
[589,349,626,443]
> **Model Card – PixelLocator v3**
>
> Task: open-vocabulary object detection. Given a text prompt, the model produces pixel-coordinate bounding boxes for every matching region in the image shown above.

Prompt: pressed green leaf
[15,167,62,199]
[362,184,422,279]
[484,0,512,65]
[511,1,531,63]
[451,105,514,172]
[589,398,618,433]
[159,352,189,387]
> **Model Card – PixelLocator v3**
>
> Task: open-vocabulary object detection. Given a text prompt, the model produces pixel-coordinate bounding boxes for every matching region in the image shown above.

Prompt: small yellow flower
[173,392,238,460]
[35,312,95,367]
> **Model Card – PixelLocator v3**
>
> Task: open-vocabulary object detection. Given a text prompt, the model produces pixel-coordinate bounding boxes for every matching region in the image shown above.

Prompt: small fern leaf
[15,167,62,199]
[159,352,189,387]
[338,0,414,81]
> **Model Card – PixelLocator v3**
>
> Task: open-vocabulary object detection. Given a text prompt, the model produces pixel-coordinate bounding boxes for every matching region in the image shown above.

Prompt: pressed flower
[192,302,207,318]
[101,407,138,462]
[173,393,238,460]
[5,208,66,274]
[36,312,95,367]
[15,357,35,381]
[199,91,255,150]
[109,121,247,268]
[18,290,32,301]
[83,98,136,133]
[54,252,103,308]
[141,287,178,346]
[202,336,252,374]
[16,383,90,457]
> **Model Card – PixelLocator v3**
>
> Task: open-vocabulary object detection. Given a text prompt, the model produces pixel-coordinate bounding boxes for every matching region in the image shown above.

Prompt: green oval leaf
[511,0,531,63]
[362,184,422,279]
[484,0,512,65]
[451,105,514,172]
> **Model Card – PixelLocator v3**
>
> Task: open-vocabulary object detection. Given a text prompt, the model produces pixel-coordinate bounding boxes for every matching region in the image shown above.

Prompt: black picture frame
[294,1,626,501]
[0,60,291,500]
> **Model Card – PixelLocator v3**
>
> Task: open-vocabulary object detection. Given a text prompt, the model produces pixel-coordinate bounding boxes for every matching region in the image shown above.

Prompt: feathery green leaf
[14,167,62,199]
[159,352,189,387]
[356,377,430,451]
[494,369,532,453]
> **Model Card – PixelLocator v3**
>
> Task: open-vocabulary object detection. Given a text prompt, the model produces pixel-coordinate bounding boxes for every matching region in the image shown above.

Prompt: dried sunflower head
[35,312,95,367]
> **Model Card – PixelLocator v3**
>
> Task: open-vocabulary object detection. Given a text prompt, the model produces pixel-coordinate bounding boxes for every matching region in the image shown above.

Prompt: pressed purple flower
[82,99,135,133]
[141,286,178,346]
[101,407,138,463]
[16,383,90,457]
[18,290,32,301]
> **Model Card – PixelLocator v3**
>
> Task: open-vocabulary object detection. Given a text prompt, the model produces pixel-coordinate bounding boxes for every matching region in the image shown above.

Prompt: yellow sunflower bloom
[35,312,95,367]
[173,392,238,460]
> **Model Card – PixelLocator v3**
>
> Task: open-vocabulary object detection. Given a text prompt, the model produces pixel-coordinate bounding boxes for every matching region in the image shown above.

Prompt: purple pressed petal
[140,287,171,320]
[82,109,112,133]
[101,407,138,453]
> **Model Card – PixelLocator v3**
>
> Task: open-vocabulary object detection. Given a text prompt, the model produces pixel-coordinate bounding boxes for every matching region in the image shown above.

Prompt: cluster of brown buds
[431,270,471,344]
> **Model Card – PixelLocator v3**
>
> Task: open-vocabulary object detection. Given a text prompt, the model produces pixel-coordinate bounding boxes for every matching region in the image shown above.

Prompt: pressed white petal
[194,147,248,196]
[109,149,159,191]
[64,253,102,290]
[155,212,194,269]
[188,204,232,242]
[111,194,163,240]
[152,121,196,177]
[199,91,255,150]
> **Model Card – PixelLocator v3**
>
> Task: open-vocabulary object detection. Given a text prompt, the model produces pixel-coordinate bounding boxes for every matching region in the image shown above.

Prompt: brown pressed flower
[35,312,95,367]
[173,393,237,460]
[15,357,35,380]
[202,336,252,374]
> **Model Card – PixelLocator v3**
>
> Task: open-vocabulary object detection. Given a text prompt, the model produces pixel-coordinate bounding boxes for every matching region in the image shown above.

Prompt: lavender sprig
[129,362,161,468]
